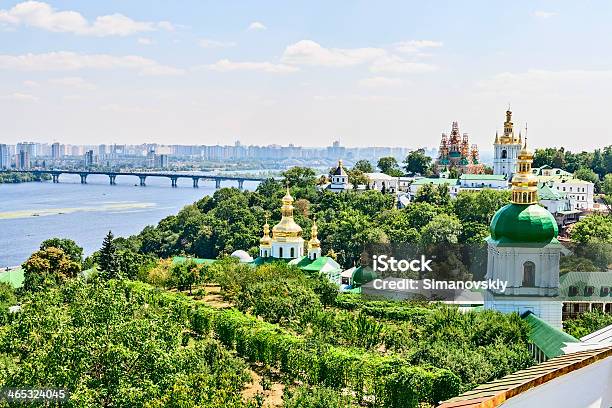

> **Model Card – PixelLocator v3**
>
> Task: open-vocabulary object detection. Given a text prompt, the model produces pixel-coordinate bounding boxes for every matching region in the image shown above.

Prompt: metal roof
[559,271,612,301]
[437,346,612,408]
[522,311,579,359]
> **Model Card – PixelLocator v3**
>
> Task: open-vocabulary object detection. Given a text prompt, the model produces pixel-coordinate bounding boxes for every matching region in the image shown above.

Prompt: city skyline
[2,1,612,150]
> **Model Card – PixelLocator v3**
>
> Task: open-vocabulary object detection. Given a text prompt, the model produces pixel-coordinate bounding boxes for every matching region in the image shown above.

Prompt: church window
[501,150,507,159]
[312,253,317,260]
[522,261,535,287]
[290,247,295,258]
[279,247,283,258]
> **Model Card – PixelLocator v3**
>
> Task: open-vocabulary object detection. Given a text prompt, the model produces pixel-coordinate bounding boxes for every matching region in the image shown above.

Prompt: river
[0,174,259,267]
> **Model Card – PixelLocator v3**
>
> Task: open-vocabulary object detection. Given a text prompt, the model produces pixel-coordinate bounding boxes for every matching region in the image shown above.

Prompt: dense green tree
[0,282,16,314]
[601,173,612,195]
[0,280,252,407]
[403,201,444,230]
[574,167,600,191]
[453,190,510,224]
[22,247,80,292]
[282,166,317,189]
[170,260,202,294]
[571,215,612,243]
[413,183,451,207]
[403,149,432,176]
[377,156,403,176]
[421,214,463,246]
[564,311,612,339]
[40,238,83,264]
[99,231,121,280]
[347,168,369,188]
[353,159,374,173]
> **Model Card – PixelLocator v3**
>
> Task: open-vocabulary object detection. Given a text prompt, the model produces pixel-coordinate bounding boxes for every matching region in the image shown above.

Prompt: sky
[1,0,612,151]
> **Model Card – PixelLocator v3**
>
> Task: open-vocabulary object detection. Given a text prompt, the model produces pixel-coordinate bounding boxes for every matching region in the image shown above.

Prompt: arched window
[501,150,508,159]
[313,253,317,259]
[279,247,283,258]
[290,247,295,258]
[523,261,535,287]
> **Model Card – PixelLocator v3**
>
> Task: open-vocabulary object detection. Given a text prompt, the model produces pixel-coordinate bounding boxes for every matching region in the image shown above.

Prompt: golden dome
[308,217,320,249]
[271,187,303,239]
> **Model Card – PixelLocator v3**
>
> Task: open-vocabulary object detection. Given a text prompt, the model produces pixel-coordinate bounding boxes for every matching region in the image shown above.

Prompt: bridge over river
[1,169,270,189]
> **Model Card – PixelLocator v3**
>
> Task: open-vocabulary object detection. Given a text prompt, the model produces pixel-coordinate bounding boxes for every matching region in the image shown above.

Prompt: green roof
[289,256,341,273]
[522,311,579,359]
[0,267,24,289]
[352,265,378,286]
[172,256,216,265]
[537,184,566,201]
[460,174,507,181]
[559,271,612,301]
[411,178,458,186]
[250,256,289,266]
[489,203,559,246]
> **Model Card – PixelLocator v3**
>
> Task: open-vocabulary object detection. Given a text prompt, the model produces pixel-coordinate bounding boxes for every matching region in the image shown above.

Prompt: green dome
[490,204,558,244]
[352,266,378,286]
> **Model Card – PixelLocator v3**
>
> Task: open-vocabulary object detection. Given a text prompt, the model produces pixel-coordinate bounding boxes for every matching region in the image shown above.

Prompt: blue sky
[1,0,612,151]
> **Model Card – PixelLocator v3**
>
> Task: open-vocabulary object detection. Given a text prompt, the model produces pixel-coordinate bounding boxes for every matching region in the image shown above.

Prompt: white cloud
[369,55,437,74]
[137,37,153,45]
[157,21,174,31]
[0,1,171,36]
[206,59,298,73]
[23,79,39,87]
[359,76,408,88]
[49,76,96,90]
[248,21,266,31]
[198,38,236,48]
[1,92,39,102]
[533,10,557,19]
[395,40,443,53]
[477,69,612,96]
[0,52,184,76]
[282,40,385,67]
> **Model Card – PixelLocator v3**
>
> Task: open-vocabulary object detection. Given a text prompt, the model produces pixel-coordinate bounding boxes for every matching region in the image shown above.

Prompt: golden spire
[272,185,303,239]
[494,130,499,144]
[500,108,519,145]
[511,137,538,204]
[260,216,271,247]
[308,216,320,249]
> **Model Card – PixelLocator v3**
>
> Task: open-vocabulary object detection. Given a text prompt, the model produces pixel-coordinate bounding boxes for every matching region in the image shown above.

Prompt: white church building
[485,138,564,329]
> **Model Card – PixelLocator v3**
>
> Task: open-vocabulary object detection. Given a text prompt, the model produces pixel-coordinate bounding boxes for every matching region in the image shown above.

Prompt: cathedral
[257,187,341,278]
[435,121,484,174]
[493,109,523,178]
[485,138,563,328]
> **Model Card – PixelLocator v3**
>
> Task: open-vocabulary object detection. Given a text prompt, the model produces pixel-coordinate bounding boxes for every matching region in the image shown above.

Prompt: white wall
[500,355,612,408]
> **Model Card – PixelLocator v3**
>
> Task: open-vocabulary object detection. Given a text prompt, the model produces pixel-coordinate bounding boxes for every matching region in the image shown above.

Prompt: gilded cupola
[271,187,303,240]
[308,216,320,250]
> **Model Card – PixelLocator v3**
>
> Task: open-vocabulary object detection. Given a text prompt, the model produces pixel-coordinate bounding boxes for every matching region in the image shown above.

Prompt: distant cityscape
[0,140,428,171]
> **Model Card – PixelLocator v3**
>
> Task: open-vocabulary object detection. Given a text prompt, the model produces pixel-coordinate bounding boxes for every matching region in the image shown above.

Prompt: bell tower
[486,137,563,328]
[493,108,522,179]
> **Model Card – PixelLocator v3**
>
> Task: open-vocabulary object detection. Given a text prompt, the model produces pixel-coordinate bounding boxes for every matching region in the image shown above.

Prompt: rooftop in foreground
[437,346,612,408]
